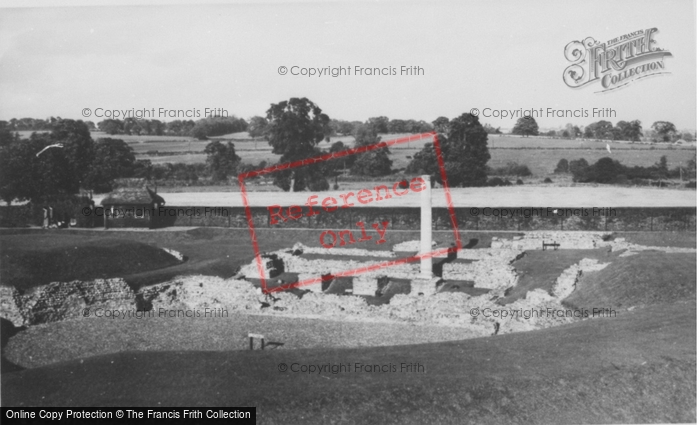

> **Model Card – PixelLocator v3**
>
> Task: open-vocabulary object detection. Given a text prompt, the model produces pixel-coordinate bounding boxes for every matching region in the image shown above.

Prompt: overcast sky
[0,0,696,130]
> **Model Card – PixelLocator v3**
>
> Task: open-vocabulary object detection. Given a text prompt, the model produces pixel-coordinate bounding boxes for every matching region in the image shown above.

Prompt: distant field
[15,131,696,177]
[480,147,695,177]
[144,146,696,177]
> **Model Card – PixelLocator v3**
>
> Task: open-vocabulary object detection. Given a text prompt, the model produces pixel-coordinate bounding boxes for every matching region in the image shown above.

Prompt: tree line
[97,116,248,139]
[554,155,697,185]
[3,98,693,204]
[3,116,249,140]
[511,116,695,142]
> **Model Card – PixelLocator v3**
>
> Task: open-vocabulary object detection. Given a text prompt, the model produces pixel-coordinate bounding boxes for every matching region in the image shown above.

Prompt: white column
[420,175,433,279]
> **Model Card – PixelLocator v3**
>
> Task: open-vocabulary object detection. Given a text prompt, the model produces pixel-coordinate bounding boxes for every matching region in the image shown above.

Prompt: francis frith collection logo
[563,28,672,92]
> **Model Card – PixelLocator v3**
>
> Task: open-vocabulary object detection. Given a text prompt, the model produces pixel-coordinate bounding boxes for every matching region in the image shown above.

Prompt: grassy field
[4,314,484,369]
[499,248,616,305]
[565,251,697,311]
[16,130,695,177]
[0,236,182,291]
[2,300,695,423]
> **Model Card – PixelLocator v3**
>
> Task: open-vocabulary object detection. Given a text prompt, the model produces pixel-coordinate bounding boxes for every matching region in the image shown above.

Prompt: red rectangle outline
[238,131,461,294]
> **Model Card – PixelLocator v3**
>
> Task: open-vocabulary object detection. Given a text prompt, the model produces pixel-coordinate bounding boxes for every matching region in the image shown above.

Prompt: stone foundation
[0,278,136,327]
[353,277,377,296]
[409,277,441,296]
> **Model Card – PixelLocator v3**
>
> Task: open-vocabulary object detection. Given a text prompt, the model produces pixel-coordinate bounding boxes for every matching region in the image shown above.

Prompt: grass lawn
[565,251,696,311]
[499,248,618,305]
[612,231,698,248]
[0,236,181,291]
[4,314,484,369]
[2,300,695,423]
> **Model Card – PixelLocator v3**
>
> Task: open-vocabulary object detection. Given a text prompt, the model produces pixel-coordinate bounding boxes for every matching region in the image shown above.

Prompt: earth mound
[564,251,696,311]
[1,239,183,291]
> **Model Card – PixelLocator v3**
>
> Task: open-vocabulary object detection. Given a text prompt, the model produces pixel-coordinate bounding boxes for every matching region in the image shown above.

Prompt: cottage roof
[101,186,165,206]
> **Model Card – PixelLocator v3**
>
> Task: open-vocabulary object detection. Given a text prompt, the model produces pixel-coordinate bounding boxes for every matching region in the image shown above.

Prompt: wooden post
[248,333,265,350]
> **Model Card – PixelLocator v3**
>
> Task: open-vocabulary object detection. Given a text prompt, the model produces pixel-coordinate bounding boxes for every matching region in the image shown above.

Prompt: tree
[0,139,36,203]
[653,155,669,179]
[408,113,491,187]
[387,119,404,134]
[585,120,614,140]
[616,120,642,142]
[366,116,389,134]
[247,116,268,139]
[326,141,355,171]
[569,158,590,181]
[406,141,438,175]
[204,141,241,182]
[686,153,696,179]
[587,157,626,183]
[122,117,142,135]
[329,119,355,136]
[651,121,677,142]
[84,138,136,193]
[554,159,569,173]
[50,119,95,193]
[190,116,247,140]
[265,97,330,191]
[0,121,19,147]
[432,116,450,134]
[350,124,392,177]
[0,132,77,202]
[353,124,381,147]
[512,116,539,137]
[350,149,393,176]
[98,119,123,135]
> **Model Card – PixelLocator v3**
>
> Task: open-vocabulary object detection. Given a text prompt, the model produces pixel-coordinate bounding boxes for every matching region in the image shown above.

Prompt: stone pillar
[420,175,432,279]
[409,175,440,296]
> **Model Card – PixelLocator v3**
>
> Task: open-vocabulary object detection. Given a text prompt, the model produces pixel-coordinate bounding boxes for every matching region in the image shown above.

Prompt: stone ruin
[2,229,695,339]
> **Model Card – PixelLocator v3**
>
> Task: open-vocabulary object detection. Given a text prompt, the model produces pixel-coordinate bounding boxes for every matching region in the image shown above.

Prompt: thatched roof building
[101,186,165,206]
[101,186,165,229]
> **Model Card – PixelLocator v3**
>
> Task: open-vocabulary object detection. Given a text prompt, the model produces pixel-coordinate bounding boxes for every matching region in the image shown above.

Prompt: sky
[0,0,696,131]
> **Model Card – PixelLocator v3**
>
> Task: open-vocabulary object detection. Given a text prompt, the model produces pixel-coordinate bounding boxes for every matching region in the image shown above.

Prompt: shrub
[588,157,626,183]
[685,181,696,188]
[307,177,330,191]
[569,158,590,182]
[554,159,569,173]
[491,161,532,177]
[516,179,524,185]
[487,177,506,187]
[543,177,553,183]
[350,149,393,177]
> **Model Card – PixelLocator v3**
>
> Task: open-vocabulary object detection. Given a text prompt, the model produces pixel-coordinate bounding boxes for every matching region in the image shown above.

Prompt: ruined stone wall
[159,206,696,231]
[0,279,136,327]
